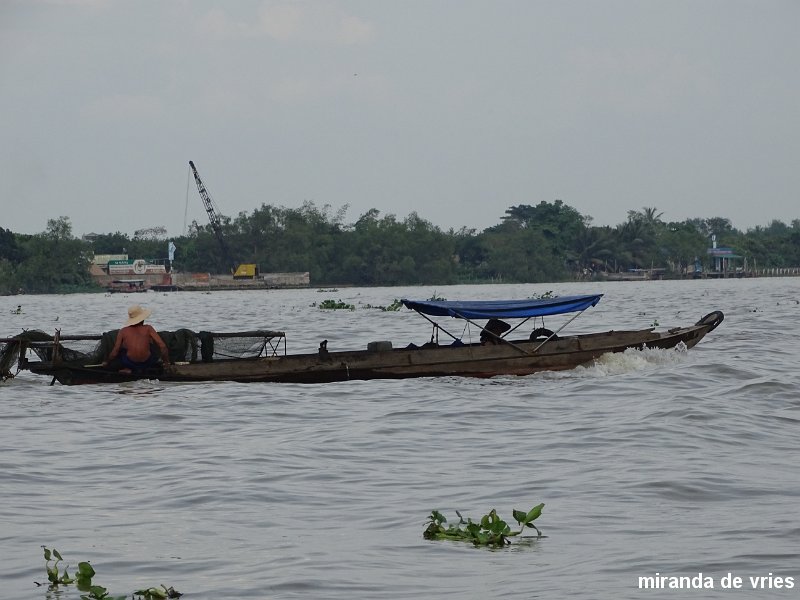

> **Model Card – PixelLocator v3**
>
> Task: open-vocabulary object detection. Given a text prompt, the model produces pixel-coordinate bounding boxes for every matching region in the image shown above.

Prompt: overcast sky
[1,0,798,238]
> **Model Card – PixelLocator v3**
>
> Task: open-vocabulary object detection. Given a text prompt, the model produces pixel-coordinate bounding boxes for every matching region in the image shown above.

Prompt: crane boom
[189,160,235,273]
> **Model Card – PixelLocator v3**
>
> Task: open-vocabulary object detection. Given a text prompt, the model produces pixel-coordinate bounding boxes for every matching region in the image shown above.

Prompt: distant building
[705,234,743,277]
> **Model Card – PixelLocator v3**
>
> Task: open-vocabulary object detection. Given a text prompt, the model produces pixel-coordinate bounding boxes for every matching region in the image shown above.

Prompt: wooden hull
[26,312,723,385]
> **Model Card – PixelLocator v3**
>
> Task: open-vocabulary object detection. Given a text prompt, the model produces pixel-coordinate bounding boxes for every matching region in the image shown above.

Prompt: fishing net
[172,330,284,361]
[1,331,56,380]
[1,330,109,379]
[0,329,284,378]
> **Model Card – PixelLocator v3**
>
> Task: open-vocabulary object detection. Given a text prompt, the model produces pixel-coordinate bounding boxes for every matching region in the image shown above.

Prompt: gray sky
[1,0,798,238]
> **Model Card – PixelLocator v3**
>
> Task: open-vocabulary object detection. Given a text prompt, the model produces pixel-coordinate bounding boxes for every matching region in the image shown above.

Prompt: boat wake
[585,343,689,376]
[537,343,689,381]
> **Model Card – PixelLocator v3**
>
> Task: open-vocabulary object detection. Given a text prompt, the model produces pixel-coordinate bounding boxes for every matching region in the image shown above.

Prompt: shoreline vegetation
[2,201,800,294]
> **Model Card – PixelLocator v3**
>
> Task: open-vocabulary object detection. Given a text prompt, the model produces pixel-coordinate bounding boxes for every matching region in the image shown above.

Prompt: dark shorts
[120,349,160,372]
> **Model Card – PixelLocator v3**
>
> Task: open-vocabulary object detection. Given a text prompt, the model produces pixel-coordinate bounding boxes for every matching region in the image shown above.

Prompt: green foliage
[2,218,98,293]
[315,299,356,310]
[90,232,167,263]
[81,585,127,600]
[383,298,403,311]
[4,202,800,293]
[171,204,460,285]
[0,258,17,295]
[361,298,404,311]
[43,546,75,586]
[423,504,545,547]
[133,585,183,599]
[76,561,97,588]
[529,290,555,299]
[0,227,21,264]
[38,547,181,600]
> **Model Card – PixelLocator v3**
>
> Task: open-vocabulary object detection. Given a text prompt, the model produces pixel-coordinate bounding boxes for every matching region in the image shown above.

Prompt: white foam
[536,343,688,380]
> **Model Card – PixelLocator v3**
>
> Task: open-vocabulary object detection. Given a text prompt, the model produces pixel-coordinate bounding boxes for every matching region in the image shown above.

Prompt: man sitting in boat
[480,318,511,345]
[102,305,171,373]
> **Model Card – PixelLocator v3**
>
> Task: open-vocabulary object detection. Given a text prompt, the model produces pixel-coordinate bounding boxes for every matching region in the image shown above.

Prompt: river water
[1,279,798,599]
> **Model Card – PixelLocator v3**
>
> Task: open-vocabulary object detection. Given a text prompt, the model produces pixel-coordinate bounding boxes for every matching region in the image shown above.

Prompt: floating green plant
[383,298,403,311]
[42,547,81,587]
[37,547,181,599]
[133,585,183,599]
[81,585,126,600]
[529,291,556,299]
[362,298,404,311]
[423,504,544,547]
[316,299,356,310]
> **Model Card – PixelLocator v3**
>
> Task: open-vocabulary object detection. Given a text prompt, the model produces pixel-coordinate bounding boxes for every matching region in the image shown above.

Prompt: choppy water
[1,279,798,599]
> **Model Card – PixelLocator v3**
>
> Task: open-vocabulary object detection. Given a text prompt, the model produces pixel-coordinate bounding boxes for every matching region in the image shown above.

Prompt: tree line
[2,200,800,294]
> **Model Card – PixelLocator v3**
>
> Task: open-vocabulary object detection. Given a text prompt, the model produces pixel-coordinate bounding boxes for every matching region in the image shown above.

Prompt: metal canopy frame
[408,307,591,356]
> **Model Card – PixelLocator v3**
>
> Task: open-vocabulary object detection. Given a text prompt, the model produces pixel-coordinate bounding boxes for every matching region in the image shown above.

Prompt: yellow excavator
[189,160,259,279]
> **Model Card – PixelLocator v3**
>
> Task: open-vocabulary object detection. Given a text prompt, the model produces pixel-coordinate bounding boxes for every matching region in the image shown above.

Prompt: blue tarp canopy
[401,294,603,320]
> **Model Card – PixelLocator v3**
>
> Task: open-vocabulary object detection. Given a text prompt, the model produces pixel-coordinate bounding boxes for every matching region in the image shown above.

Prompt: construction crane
[188,160,259,279]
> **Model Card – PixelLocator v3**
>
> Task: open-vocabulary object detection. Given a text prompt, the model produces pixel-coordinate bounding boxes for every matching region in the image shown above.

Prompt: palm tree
[642,207,664,227]
[571,226,614,273]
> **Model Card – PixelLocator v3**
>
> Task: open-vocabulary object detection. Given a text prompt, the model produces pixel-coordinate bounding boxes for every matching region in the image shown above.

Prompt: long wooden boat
[1,294,724,385]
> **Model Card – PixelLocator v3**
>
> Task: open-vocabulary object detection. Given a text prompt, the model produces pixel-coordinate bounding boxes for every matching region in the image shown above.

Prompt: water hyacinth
[423,504,545,547]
